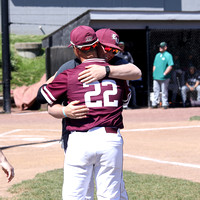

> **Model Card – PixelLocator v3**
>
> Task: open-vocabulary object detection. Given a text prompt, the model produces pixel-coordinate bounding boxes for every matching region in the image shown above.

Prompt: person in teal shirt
[152,42,174,109]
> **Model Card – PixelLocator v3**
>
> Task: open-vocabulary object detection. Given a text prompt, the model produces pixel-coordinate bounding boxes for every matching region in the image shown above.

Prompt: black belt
[77,127,118,134]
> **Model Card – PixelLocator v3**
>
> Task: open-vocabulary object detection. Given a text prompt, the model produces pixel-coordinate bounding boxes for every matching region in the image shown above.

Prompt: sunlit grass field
[1,169,200,200]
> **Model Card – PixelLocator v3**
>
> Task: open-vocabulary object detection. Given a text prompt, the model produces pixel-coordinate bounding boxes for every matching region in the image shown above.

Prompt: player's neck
[80,53,98,62]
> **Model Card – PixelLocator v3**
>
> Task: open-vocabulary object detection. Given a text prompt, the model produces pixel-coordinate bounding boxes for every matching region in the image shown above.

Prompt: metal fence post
[1,0,11,113]
[146,26,151,108]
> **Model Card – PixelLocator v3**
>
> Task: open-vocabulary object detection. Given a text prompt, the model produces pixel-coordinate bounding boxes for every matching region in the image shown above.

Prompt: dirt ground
[0,106,200,198]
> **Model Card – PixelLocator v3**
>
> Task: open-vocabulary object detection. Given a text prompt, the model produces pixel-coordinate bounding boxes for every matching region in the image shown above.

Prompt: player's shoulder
[56,58,81,77]
[61,58,80,69]
[109,55,128,65]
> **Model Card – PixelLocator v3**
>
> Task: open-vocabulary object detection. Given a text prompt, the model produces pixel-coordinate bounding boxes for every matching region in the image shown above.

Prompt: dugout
[42,10,200,108]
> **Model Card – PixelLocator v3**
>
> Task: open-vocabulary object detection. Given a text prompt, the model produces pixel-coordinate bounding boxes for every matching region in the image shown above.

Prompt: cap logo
[112,34,119,45]
[86,36,93,42]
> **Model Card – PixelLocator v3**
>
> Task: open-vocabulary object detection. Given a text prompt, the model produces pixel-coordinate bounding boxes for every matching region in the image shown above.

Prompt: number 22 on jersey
[83,80,118,108]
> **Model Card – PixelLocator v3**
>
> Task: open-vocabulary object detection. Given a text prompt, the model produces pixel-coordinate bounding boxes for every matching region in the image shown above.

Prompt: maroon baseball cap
[96,29,122,51]
[68,25,98,48]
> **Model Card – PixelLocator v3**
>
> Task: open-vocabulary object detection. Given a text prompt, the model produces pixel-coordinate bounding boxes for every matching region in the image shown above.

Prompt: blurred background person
[169,54,184,106]
[117,41,134,64]
[181,66,200,107]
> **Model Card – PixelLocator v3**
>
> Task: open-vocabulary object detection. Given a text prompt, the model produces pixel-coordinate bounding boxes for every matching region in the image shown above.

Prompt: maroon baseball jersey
[41,58,129,131]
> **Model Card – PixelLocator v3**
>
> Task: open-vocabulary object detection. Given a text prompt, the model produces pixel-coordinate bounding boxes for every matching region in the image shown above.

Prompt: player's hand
[191,87,195,91]
[189,86,195,91]
[1,161,14,182]
[64,101,89,119]
[78,65,106,84]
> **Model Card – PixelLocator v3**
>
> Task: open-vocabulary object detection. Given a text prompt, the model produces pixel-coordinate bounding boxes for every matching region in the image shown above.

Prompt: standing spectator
[181,66,200,107]
[0,149,14,182]
[171,55,184,86]
[117,41,134,64]
[129,77,144,108]
[152,42,174,109]
[169,55,184,105]
[117,41,139,108]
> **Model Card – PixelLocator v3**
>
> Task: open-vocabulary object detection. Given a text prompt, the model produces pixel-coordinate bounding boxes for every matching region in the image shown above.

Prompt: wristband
[62,107,67,118]
[105,65,110,78]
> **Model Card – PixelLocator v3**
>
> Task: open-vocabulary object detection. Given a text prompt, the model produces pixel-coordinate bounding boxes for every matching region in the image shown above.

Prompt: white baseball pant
[62,127,127,200]
[84,170,128,200]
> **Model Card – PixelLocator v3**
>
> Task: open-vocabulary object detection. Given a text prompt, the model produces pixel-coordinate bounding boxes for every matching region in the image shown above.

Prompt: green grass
[124,171,200,200]
[7,169,63,200]
[0,34,46,94]
[1,169,200,200]
[189,116,200,121]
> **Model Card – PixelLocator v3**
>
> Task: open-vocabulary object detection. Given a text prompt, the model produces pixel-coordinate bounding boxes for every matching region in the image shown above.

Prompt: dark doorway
[114,29,148,107]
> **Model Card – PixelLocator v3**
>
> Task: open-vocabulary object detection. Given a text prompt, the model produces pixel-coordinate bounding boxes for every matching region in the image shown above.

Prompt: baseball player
[46,28,141,150]
[41,29,141,155]
[0,149,14,182]
[37,25,130,200]
[46,28,137,200]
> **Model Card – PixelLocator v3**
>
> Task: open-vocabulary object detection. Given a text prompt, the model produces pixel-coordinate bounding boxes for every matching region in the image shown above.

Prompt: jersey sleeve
[39,72,69,105]
[36,84,48,104]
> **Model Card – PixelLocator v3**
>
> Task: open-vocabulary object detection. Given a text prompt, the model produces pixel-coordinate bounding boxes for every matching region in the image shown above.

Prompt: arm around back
[109,63,142,80]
